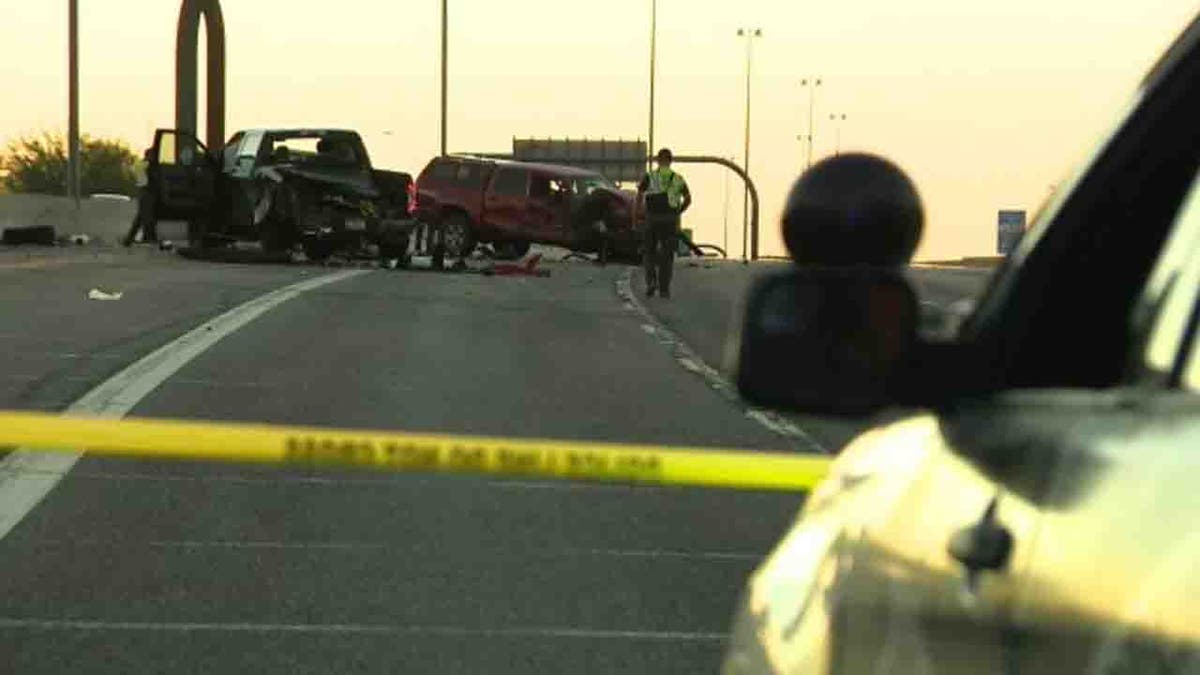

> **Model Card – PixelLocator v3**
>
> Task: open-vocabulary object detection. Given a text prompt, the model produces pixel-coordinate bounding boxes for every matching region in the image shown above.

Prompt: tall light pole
[722,155,731,256]
[440,0,448,156]
[648,0,657,163]
[68,0,80,208]
[800,77,821,169]
[829,113,847,155]
[737,27,761,263]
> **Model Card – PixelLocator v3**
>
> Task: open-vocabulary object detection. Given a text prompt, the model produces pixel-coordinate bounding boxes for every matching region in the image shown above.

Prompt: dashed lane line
[616,269,827,454]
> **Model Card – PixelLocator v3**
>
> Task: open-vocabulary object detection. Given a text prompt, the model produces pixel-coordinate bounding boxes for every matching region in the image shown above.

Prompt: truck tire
[303,238,333,263]
[442,212,476,259]
[379,236,411,268]
[493,240,530,260]
[186,217,208,249]
[261,183,300,253]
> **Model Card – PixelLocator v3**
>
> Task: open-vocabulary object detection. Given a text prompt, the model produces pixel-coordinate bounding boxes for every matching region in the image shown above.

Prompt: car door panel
[830,408,1044,674]
[1008,393,1200,674]
[1010,184,1200,672]
[725,413,1041,675]
[483,168,528,241]
[151,128,215,221]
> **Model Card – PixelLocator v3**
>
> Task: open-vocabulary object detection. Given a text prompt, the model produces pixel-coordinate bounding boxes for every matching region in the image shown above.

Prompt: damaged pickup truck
[142,128,416,262]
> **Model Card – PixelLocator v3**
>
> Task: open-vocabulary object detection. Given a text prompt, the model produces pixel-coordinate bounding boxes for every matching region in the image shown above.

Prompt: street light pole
[737,27,761,263]
[829,113,847,155]
[648,0,656,163]
[800,77,821,169]
[440,0,448,156]
[722,155,731,256]
[68,0,80,208]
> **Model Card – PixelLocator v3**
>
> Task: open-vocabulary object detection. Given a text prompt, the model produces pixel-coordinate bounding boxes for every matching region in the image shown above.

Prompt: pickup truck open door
[148,128,217,225]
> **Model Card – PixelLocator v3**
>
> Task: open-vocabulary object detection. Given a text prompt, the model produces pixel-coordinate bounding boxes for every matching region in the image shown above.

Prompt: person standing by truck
[637,148,692,298]
[122,147,159,246]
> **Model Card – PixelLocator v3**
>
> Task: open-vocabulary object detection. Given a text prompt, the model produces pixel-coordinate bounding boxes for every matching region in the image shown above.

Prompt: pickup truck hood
[272,165,380,198]
[594,186,637,206]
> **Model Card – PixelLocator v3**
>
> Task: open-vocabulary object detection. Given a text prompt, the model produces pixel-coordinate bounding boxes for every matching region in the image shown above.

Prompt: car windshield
[0,2,1196,673]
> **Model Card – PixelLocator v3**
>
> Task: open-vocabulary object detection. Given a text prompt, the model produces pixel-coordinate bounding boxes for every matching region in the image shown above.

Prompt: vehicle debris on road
[87,288,124,301]
[481,253,551,278]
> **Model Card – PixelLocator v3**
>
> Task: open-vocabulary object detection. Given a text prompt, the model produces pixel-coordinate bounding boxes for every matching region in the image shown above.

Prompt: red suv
[413,156,640,261]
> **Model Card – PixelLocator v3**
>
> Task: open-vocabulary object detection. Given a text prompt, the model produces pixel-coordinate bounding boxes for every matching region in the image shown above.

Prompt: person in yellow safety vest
[637,148,692,299]
[123,147,159,246]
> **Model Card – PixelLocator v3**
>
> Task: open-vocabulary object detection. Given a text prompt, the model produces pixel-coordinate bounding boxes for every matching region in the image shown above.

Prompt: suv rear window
[428,160,486,188]
[429,160,457,181]
[492,168,528,196]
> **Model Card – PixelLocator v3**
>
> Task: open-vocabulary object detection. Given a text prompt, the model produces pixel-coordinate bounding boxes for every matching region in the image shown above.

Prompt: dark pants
[644,211,680,295]
[123,185,158,246]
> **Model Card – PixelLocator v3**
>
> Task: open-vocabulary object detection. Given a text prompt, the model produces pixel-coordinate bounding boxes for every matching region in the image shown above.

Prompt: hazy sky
[1,1,1195,259]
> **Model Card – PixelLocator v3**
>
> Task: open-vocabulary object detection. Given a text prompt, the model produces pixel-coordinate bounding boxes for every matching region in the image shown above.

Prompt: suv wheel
[442,212,477,259]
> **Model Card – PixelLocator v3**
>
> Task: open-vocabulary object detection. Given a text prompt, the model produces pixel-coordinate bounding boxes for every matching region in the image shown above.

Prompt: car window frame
[491,167,529,197]
[229,131,264,179]
[453,161,485,188]
[1129,171,1200,387]
[428,159,457,182]
[957,26,1200,391]
[221,131,245,174]
[1178,301,1200,391]
[528,172,554,200]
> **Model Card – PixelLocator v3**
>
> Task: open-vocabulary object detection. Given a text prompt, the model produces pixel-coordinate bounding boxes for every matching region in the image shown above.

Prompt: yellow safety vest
[645,168,687,210]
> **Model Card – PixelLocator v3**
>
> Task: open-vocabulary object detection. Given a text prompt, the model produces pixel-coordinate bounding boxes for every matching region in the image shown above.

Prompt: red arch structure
[175,0,226,148]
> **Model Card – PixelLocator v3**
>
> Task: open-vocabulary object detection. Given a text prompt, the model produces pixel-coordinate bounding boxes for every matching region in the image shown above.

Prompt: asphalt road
[0,247,994,673]
[0,248,803,673]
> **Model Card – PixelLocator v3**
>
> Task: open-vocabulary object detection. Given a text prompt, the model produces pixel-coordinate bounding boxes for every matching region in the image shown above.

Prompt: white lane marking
[0,270,366,542]
[574,547,761,562]
[24,539,763,562]
[166,377,281,389]
[616,270,827,454]
[2,374,96,383]
[18,352,130,361]
[0,617,726,642]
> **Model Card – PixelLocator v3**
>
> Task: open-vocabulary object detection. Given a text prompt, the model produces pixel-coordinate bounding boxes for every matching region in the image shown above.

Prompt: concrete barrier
[0,194,137,244]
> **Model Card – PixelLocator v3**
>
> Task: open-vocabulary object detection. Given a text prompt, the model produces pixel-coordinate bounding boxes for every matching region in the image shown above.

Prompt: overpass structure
[176,0,227,149]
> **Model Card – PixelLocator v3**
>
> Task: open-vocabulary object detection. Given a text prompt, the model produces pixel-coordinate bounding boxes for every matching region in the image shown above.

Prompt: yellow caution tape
[0,411,831,492]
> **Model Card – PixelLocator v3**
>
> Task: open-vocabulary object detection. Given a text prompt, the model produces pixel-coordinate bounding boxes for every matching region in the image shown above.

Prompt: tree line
[0,133,140,197]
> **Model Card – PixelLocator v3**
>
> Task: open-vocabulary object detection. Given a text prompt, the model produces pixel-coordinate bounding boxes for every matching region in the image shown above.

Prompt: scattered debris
[87,288,124,301]
[2,225,57,246]
[482,253,550,278]
[69,234,91,246]
[158,240,175,252]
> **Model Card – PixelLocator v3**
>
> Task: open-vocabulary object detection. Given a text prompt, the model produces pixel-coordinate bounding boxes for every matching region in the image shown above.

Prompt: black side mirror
[737,154,925,415]
[738,268,918,414]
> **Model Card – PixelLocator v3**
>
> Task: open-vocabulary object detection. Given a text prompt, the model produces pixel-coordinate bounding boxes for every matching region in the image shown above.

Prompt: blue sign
[998,210,1026,255]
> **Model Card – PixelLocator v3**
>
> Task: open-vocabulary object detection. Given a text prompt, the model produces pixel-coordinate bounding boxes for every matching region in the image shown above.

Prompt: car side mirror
[737,154,926,415]
[738,268,918,414]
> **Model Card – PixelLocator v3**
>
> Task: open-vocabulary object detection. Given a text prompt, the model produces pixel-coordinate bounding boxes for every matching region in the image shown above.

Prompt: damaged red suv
[414,156,640,261]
